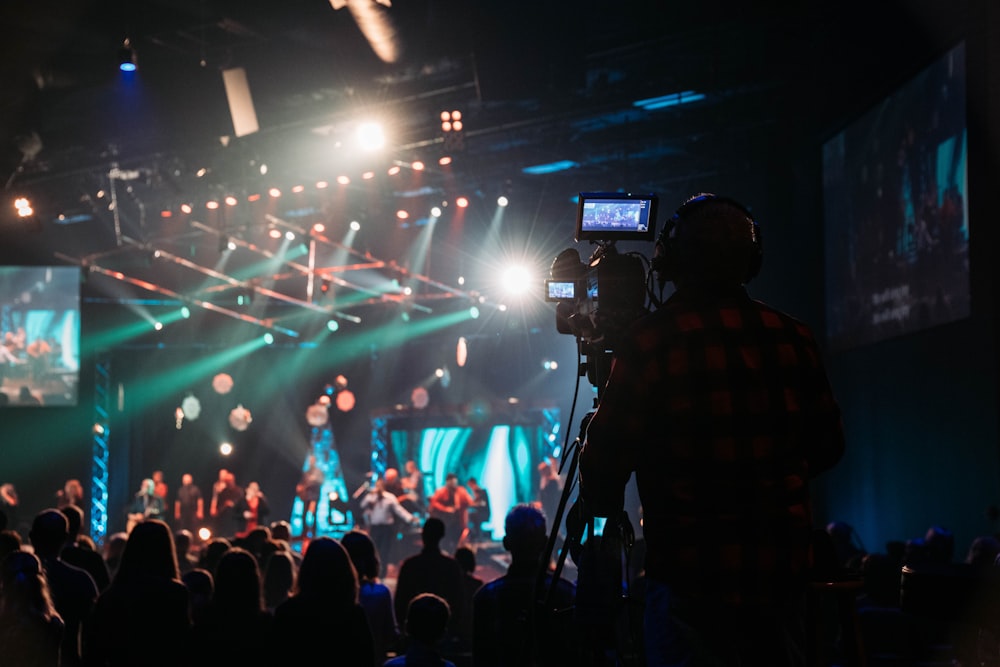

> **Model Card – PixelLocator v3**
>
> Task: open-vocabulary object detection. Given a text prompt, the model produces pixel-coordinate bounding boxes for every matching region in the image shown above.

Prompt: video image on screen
[0,266,81,406]
[580,200,651,234]
[823,41,968,350]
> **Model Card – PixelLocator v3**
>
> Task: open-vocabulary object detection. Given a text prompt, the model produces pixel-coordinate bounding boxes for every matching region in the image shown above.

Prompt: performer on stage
[296,455,325,538]
[428,473,473,553]
[235,481,270,538]
[466,477,491,541]
[173,473,204,535]
[128,478,167,532]
[210,468,243,538]
[360,477,419,577]
[400,459,426,514]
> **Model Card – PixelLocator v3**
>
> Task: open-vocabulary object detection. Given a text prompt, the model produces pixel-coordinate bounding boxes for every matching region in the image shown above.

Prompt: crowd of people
[0,492,594,667]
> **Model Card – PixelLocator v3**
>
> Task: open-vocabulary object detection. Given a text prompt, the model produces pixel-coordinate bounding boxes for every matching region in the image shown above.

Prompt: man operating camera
[579,193,845,666]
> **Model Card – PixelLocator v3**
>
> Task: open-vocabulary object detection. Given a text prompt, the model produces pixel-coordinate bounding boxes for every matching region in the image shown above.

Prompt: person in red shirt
[428,473,473,553]
[580,193,845,666]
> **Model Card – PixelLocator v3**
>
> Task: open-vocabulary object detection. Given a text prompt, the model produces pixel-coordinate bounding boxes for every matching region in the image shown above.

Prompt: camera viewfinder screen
[576,194,657,242]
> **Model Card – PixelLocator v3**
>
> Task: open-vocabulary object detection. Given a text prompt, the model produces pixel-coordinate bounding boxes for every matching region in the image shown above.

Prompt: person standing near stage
[400,459,426,514]
[579,193,845,666]
[360,477,418,577]
[296,455,325,539]
[235,481,270,538]
[174,473,204,536]
[210,469,243,538]
[466,477,491,541]
[428,473,473,553]
[128,478,166,532]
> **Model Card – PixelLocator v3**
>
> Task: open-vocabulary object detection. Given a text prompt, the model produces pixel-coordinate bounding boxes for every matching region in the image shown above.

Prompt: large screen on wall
[823,41,968,350]
[0,266,81,406]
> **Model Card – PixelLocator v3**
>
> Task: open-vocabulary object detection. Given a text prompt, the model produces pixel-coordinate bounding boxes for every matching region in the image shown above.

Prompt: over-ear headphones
[652,193,762,287]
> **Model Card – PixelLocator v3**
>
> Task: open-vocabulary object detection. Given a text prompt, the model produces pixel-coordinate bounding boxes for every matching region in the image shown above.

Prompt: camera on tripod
[547,193,658,384]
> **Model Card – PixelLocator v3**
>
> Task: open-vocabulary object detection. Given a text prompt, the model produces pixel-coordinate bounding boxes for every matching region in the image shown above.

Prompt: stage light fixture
[14,197,33,217]
[268,227,282,240]
[337,175,350,185]
[356,121,386,150]
[327,319,339,332]
[292,185,305,194]
[118,39,137,72]
[430,206,442,217]
[411,161,425,171]
[497,195,509,207]
[456,197,469,208]
[263,333,274,345]
[350,220,361,231]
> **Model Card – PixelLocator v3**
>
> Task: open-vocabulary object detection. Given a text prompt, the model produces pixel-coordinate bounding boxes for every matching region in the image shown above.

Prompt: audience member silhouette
[826,521,867,571]
[262,549,296,613]
[394,517,465,641]
[181,568,214,627]
[385,593,457,667]
[0,550,65,667]
[173,529,199,575]
[454,546,483,651]
[59,504,111,593]
[0,528,23,562]
[190,546,274,665]
[269,520,303,568]
[472,503,579,667]
[342,529,401,665]
[29,508,98,667]
[82,519,191,667]
[904,525,955,566]
[272,536,375,666]
[966,535,1000,569]
[101,532,128,580]
[198,536,232,575]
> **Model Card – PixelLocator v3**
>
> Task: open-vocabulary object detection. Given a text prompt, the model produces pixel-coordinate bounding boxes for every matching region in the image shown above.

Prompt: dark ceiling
[0,0,967,340]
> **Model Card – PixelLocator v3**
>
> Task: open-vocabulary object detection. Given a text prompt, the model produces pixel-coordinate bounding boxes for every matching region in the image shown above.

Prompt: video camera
[547,193,658,385]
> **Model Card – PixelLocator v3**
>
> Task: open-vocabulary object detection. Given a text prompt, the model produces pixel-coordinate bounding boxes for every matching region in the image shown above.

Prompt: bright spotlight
[220,442,233,456]
[350,220,361,231]
[357,122,386,150]
[180,307,191,319]
[263,333,274,345]
[497,195,509,207]
[469,306,480,319]
[285,230,295,241]
[327,320,339,332]
[501,265,533,295]
[435,368,445,378]
[456,196,469,208]
[430,206,442,218]
[411,161,425,171]
[198,527,212,542]
[312,223,325,233]
[153,321,163,331]
[543,360,559,370]
[268,228,282,239]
